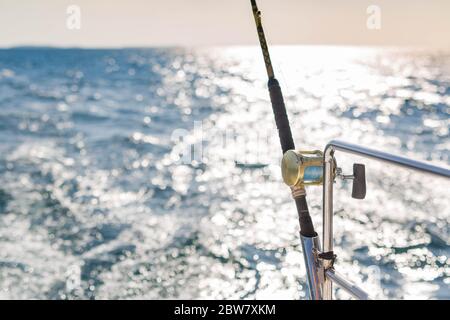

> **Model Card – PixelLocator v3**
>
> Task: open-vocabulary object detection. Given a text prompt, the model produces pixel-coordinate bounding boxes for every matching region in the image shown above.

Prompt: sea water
[0,46,448,299]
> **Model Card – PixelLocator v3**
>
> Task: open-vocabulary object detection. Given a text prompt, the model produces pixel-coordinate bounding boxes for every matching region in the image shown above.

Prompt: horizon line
[1,44,449,51]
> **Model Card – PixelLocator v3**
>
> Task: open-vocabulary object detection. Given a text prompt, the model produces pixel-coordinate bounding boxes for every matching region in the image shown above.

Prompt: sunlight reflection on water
[0,46,448,299]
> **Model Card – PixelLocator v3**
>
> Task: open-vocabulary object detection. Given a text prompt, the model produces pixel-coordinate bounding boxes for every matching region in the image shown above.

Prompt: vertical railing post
[322,146,335,299]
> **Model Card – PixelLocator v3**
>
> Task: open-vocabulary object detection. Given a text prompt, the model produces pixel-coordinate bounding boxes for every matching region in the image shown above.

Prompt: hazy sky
[1,0,449,48]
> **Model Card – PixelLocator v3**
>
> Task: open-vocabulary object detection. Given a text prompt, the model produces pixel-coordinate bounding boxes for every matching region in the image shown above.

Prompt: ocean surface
[0,46,448,299]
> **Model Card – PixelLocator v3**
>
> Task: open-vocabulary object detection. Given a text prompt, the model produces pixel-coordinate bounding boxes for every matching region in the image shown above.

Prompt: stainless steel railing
[321,140,450,300]
[325,140,450,178]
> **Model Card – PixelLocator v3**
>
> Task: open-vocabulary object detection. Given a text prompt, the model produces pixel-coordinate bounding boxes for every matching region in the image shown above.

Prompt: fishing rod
[250,0,316,239]
[250,0,323,299]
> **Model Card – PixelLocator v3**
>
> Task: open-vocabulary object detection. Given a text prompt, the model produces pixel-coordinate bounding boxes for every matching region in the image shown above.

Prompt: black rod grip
[250,0,316,238]
[295,196,316,237]
[268,77,316,236]
[268,77,295,154]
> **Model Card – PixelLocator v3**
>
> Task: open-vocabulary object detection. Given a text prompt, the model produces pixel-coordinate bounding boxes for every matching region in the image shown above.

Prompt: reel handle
[351,163,366,199]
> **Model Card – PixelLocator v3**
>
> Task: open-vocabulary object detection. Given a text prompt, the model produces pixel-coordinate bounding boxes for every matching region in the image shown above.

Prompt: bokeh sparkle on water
[0,46,448,299]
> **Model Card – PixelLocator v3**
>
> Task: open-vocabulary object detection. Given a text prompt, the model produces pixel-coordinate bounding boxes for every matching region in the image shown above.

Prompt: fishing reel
[281,150,366,199]
[282,150,326,187]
